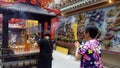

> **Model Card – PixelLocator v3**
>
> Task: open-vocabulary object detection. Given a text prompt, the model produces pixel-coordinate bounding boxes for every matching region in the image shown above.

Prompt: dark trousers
[37,56,52,68]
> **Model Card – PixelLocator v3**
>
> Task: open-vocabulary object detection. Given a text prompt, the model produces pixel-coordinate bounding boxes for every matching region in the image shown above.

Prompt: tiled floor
[52,51,109,68]
[52,51,80,68]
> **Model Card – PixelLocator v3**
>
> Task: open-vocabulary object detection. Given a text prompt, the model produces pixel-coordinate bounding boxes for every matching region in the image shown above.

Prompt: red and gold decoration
[40,0,53,7]
[9,18,25,29]
[16,0,53,7]
[0,0,14,6]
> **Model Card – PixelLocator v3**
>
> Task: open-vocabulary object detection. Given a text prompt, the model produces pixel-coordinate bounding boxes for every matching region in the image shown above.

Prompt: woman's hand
[74,41,82,60]
[75,41,81,48]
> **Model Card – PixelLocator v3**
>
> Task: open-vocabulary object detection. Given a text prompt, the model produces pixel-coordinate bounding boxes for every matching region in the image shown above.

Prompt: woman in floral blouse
[75,25,103,68]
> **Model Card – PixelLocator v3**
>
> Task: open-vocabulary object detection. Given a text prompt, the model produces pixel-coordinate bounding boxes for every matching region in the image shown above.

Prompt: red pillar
[44,22,48,31]
[51,18,55,39]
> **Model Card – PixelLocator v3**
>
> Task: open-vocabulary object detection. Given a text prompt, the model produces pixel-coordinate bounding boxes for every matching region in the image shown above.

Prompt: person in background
[35,32,41,42]
[37,31,54,68]
[75,25,103,68]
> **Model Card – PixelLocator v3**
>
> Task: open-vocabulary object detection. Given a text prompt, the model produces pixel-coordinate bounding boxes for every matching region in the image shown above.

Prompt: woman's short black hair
[85,25,99,39]
[44,31,51,36]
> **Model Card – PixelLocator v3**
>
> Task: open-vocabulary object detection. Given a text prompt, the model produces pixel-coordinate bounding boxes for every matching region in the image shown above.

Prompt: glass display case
[0,18,41,68]
[8,18,40,55]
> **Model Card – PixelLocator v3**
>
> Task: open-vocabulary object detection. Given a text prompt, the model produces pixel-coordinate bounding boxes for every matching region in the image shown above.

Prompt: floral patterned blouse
[78,39,103,68]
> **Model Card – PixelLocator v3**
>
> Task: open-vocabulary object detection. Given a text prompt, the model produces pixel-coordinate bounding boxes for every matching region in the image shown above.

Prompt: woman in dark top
[37,31,53,68]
